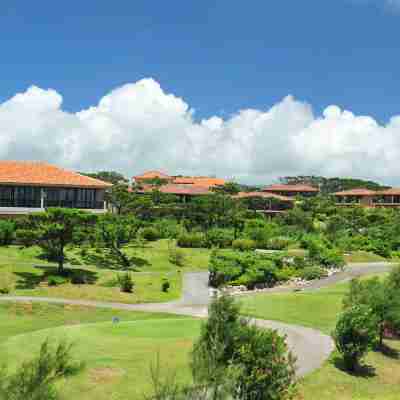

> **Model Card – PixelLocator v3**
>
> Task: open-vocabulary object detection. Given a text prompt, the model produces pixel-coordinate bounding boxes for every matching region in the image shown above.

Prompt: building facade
[0,161,111,215]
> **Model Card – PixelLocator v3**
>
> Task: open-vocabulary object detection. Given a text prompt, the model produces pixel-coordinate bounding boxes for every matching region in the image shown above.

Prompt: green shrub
[204,228,233,248]
[0,220,15,245]
[0,275,12,294]
[300,266,328,281]
[266,236,291,250]
[275,266,298,282]
[161,278,170,292]
[292,255,309,270]
[177,232,205,248]
[117,272,134,293]
[141,227,160,241]
[47,275,68,286]
[168,244,186,267]
[153,219,182,239]
[70,273,87,285]
[333,305,378,371]
[232,239,256,252]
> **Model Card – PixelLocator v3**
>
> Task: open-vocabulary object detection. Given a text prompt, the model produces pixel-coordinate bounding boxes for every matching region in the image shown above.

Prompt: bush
[333,305,378,371]
[300,266,328,281]
[232,239,256,252]
[70,272,87,285]
[275,266,298,282]
[0,275,12,294]
[0,220,15,245]
[141,227,160,241]
[168,244,186,267]
[177,232,205,248]
[117,272,134,293]
[161,278,170,292]
[47,275,68,286]
[292,255,309,270]
[204,228,233,248]
[266,236,291,250]
[153,219,182,239]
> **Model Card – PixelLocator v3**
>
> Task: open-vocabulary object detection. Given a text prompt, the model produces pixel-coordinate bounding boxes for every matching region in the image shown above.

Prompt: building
[334,188,400,208]
[262,184,319,198]
[234,191,294,214]
[172,177,226,187]
[0,161,111,215]
[133,170,173,184]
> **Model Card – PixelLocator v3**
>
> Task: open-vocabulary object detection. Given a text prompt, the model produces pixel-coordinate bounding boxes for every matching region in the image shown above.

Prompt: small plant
[232,239,256,252]
[300,266,328,281]
[177,232,205,248]
[70,272,87,285]
[47,275,68,286]
[333,305,378,371]
[141,227,160,241]
[161,278,170,293]
[117,272,135,293]
[168,242,186,267]
[0,275,12,294]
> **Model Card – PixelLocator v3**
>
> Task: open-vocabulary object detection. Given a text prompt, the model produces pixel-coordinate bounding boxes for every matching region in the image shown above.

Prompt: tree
[107,183,134,214]
[17,208,96,274]
[0,339,81,400]
[333,305,378,371]
[80,170,127,185]
[192,294,296,400]
[93,214,142,270]
[212,182,241,195]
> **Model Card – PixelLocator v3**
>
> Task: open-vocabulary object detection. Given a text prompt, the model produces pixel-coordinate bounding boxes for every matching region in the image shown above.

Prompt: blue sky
[1,0,400,183]
[1,0,399,122]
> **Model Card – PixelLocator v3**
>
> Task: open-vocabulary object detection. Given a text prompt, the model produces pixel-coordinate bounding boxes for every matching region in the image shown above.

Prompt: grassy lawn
[240,275,400,400]
[343,251,387,263]
[0,301,200,400]
[0,240,214,304]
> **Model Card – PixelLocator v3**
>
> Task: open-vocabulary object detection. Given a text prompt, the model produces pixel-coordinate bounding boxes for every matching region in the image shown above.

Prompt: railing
[44,200,104,209]
[0,199,41,208]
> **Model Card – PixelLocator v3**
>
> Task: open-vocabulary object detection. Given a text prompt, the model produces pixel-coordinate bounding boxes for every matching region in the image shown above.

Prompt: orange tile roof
[159,184,211,196]
[263,184,319,192]
[173,177,226,187]
[0,161,112,188]
[375,188,400,196]
[234,191,294,202]
[133,171,172,181]
[334,188,377,196]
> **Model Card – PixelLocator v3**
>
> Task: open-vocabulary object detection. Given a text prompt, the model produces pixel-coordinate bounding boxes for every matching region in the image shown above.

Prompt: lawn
[239,274,400,400]
[0,301,199,400]
[0,240,213,304]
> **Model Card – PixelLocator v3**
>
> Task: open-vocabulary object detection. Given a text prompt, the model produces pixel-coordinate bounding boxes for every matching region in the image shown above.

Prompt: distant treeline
[279,176,390,194]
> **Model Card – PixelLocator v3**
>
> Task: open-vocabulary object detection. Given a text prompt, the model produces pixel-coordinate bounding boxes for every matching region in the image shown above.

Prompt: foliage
[17,208,97,273]
[161,278,170,293]
[212,182,241,195]
[152,219,182,239]
[47,275,68,286]
[300,266,328,281]
[177,232,205,248]
[209,251,292,289]
[80,170,127,185]
[0,339,82,400]
[333,305,378,372]
[192,294,296,400]
[141,227,161,241]
[232,239,256,252]
[266,236,291,250]
[204,228,234,248]
[0,220,16,246]
[301,235,344,268]
[168,242,186,267]
[117,272,135,293]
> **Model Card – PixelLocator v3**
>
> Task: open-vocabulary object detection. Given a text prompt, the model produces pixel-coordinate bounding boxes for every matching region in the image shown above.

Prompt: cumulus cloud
[1,78,400,184]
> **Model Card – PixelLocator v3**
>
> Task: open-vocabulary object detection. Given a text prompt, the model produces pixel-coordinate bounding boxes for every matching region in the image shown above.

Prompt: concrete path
[0,263,394,377]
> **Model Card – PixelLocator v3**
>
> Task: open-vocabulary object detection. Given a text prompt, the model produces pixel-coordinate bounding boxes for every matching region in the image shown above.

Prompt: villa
[334,188,400,208]
[262,184,319,198]
[0,161,111,216]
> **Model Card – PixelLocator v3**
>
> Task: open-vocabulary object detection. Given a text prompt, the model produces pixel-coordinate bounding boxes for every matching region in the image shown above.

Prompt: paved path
[0,263,394,377]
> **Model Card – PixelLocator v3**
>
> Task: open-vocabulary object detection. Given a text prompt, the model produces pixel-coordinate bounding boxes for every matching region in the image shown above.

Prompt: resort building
[234,191,294,214]
[133,170,173,184]
[262,184,319,198]
[334,188,400,208]
[0,161,111,216]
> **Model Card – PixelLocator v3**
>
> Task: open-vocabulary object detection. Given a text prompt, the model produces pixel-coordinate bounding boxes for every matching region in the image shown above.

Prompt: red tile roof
[334,188,377,196]
[234,192,294,202]
[263,184,319,193]
[159,184,211,196]
[0,161,112,189]
[133,171,172,181]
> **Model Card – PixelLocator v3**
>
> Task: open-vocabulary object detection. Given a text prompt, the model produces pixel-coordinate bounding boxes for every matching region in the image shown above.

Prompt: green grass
[240,274,400,400]
[0,301,200,400]
[343,251,387,263]
[0,240,215,304]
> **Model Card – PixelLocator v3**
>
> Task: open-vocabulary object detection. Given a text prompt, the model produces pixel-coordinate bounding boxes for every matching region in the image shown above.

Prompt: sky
[1,0,400,184]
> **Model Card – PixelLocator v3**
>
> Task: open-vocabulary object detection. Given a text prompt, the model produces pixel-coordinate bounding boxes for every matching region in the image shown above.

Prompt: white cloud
[1,78,400,185]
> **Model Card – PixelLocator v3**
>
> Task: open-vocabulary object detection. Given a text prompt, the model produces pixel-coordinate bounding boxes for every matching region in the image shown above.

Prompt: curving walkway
[0,262,394,377]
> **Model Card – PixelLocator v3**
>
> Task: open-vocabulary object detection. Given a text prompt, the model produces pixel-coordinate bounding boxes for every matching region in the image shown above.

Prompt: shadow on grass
[332,355,376,378]
[80,250,150,271]
[375,341,400,360]
[14,265,99,289]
